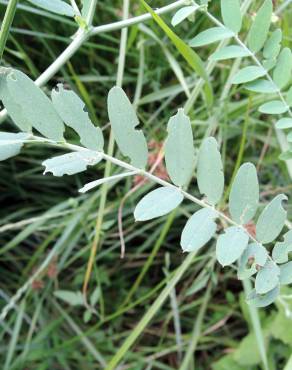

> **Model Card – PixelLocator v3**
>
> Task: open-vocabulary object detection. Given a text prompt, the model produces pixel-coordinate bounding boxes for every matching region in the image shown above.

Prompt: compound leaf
[2,69,64,141]
[210,45,250,61]
[273,48,292,89]
[197,137,224,205]
[263,29,282,59]
[276,118,292,130]
[216,226,249,267]
[232,66,266,84]
[26,0,75,16]
[54,290,84,306]
[0,132,29,161]
[247,0,273,53]
[279,261,292,285]
[42,151,102,177]
[238,243,268,280]
[229,163,259,224]
[247,286,279,308]
[164,109,195,187]
[52,84,104,151]
[171,5,198,27]
[189,27,234,48]
[107,86,148,168]
[220,0,242,33]
[245,79,279,94]
[272,230,292,263]
[134,187,183,221]
[256,194,287,244]
[259,100,289,114]
[255,260,280,294]
[180,208,217,252]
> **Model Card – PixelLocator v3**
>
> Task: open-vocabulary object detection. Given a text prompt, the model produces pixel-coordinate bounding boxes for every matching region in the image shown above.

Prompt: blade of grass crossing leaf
[141,0,213,106]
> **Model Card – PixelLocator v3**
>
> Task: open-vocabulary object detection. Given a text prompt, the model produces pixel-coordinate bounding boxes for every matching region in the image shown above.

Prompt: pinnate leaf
[247,286,279,308]
[247,0,273,53]
[0,132,29,161]
[232,66,266,84]
[238,243,268,280]
[273,48,292,89]
[42,151,102,177]
[216,226,249,267]
[272,230,292,264]
[245,79,279,94]
[180,208,217,252]
[1,68,64,141]
[229,163,259,224]
[263,29,282,59]
[259,100,289,114]
[256,194,287,244]
[255,260,280,294]
[279,261,292,285]
[26,0,75,16]
[134,187,183,221]
[197,137,224,205]
[107,86,148,168]
[210,45,250,61]
[52,84,104,151]
[164,109,195,187]
[220,0,242,33]
[54,290,84,306]
[189,27,234,48]
[171,5,198,27]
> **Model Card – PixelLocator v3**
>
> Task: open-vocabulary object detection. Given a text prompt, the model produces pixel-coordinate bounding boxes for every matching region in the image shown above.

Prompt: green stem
[179,283,212,370]
[0,0,18,61]
[243,279,269,370]
[104,251,197,370]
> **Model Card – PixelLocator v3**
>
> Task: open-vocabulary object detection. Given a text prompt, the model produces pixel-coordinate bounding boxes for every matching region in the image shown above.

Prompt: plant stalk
[0,0,18,62]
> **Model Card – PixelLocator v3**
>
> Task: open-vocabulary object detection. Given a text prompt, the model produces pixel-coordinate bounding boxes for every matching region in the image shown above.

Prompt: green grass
[1,0,292,369]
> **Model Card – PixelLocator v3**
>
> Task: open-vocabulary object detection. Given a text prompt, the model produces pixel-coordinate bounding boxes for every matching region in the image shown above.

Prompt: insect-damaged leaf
[107,87,148,168]
[273,48,292,89]
[216,226,249,267]
[180,208,217,252]
[0,132,30,161]
[134,187,183,221]
[197,137,224,205]
[255,260,280,294]
[238,243,268,280]
[171,5,198,27]
[26,0,75,17]
[247,0,273,53]
[232,66,266,84]
[189,27,234,48]
[52,84,104,151]
[247,286,279,308]
[42,151,102,177]
[164,109,195,187]
[220,0,242,33]
[229,163,259,225]
[0,68,64,141]
[256,194,287,244]
[272,230,292,264]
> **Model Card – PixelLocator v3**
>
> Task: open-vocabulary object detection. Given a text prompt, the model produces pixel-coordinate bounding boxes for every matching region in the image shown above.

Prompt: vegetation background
[1,0,292,369]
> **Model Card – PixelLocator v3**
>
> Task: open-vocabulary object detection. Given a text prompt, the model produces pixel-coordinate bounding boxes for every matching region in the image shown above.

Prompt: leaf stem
[0,0,18,62]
